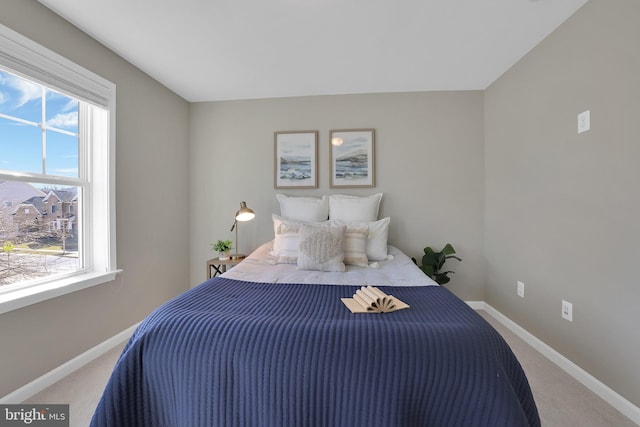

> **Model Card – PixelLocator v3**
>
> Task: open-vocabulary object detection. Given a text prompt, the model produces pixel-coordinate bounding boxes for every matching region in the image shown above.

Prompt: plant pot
[218,251,230,261]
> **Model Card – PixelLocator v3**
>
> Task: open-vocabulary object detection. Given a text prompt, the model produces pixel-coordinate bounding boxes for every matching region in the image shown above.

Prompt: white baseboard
[465,300,485,310]
[0,323,139,404]
[472,301,640,426]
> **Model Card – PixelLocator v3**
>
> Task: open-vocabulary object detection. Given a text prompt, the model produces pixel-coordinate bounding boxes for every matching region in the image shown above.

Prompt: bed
[90,241,539,426]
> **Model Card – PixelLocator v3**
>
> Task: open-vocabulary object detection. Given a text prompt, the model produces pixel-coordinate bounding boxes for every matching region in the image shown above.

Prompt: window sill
[0,270,122,315]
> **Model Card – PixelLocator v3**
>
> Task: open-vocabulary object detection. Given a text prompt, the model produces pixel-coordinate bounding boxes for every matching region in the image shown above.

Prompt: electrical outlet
[517,281,525,298]
[562,300,573,322]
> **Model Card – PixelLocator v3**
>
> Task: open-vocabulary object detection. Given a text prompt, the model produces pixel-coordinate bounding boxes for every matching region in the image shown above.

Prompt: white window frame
[0,24,120,315]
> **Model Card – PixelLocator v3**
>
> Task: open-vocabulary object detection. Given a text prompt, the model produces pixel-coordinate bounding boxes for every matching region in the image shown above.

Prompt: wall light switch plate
[517,281,525,298]
[578,110,590,134]
[562,300,573,321]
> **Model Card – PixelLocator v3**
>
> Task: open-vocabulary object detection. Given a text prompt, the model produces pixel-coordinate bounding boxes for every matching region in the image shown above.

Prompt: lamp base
[231,254,246,260]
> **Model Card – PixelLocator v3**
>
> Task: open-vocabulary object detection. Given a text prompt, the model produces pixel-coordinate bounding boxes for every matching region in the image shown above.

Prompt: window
[0,24,118,314]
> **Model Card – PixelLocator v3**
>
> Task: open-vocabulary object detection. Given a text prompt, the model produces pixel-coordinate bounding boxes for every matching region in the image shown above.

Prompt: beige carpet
[24,310,637,427]
[23,341,125,426]
[480,312,636,427]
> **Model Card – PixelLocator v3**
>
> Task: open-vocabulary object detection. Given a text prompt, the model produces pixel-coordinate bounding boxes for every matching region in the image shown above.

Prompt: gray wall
[0,0,190,396]
[485,0,640,407]
[189,92,485,300]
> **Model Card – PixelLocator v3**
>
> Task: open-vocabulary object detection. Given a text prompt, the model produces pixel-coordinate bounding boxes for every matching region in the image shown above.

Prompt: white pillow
[276,194,329,222]
[329,193,382,222]
[331,217,390,261]
[297,224,346,272]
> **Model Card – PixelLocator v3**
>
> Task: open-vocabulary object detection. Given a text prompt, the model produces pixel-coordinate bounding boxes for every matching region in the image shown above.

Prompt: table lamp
[230,201,255,259]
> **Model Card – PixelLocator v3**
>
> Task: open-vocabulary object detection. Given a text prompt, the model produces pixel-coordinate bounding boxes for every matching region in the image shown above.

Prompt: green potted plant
[211,240,233,260]
[413,243,461,285]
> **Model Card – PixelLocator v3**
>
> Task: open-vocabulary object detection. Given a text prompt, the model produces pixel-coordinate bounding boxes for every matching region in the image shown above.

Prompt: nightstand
[206,258,243,279]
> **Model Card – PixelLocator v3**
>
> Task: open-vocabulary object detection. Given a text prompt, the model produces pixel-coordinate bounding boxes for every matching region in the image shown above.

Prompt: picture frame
[274,130,319,189]
[329,129,375,188]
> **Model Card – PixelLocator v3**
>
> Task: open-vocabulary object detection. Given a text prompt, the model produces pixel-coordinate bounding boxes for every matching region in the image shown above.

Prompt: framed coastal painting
[274,130,318,189]
[329,129,375,188]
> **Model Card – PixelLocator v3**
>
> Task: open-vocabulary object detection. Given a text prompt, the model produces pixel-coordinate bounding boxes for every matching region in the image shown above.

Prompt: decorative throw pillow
[342,225,369,267]
[271,214,329,264]
[273,223,302,264]
[297,224,346,272]
[331,217,390,261]
[328,193,383,222]
[276,194,329,222]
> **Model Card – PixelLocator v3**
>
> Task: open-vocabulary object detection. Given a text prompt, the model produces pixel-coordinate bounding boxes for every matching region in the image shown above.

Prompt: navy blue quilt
[91,278,540,427]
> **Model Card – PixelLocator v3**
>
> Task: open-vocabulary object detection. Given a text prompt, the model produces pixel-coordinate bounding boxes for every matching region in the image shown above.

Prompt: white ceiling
[38,0,588,102]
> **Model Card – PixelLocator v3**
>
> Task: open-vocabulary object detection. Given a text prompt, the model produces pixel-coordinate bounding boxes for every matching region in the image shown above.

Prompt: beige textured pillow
[331,217,390,261]
[297,224,346,272]
[343,225,369,267]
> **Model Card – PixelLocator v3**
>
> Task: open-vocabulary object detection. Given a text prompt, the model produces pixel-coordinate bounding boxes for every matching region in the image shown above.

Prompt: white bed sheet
[222,241,438,287]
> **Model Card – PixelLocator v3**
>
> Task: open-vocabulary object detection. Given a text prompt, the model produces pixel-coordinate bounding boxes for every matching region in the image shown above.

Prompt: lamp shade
[235,201,255,222]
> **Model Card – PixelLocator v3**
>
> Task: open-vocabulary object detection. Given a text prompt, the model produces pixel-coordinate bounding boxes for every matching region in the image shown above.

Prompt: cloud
[7,76,41,108]
[62,99,78,112]
[1,72,78,114]
[0,72,40,109]
[0,74,10,105]
[47,112,78,129]
[46,90,78,111]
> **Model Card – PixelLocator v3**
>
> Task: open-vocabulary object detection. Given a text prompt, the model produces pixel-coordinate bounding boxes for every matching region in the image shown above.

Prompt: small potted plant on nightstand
[211,240,233,261]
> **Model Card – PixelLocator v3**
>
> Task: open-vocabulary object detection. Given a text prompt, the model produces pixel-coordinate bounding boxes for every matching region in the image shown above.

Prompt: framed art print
[274,130,318,189]
[329,129,375,188]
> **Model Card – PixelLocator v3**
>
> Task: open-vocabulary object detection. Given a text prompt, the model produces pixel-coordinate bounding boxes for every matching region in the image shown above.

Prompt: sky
[0,68,79,178]
[277,132,315,160]
[332,131,371,157]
